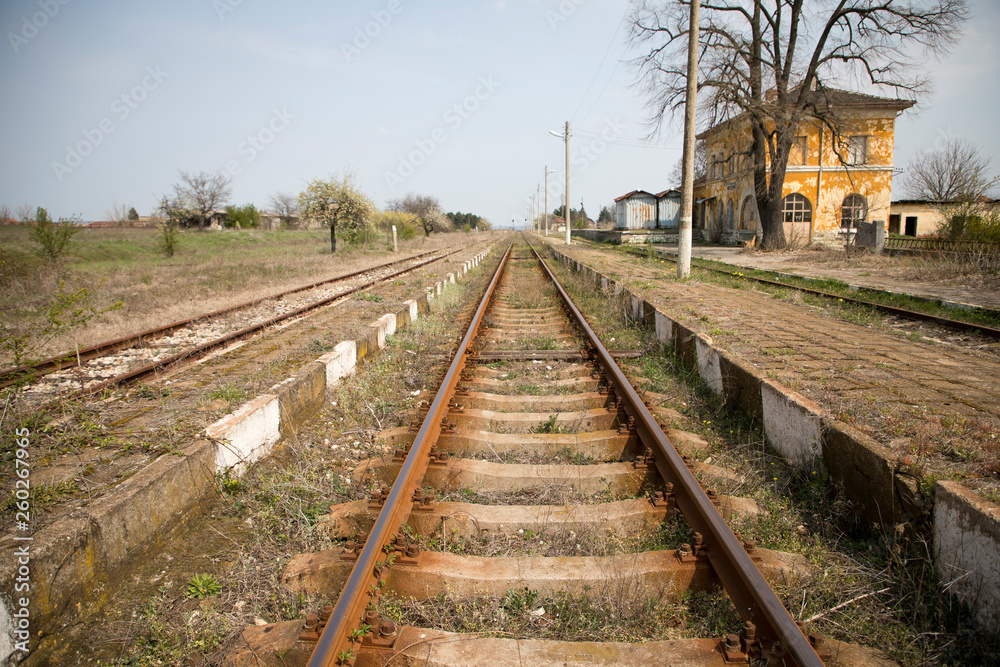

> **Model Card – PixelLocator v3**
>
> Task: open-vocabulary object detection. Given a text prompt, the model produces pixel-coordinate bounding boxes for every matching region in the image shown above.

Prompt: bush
[224,204,261,229]
[158,219,180,257]
[372,210,419,242]
[29,207,80,262]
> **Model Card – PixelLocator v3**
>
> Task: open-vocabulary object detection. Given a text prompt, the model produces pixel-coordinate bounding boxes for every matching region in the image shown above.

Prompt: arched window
[725,199,735,229]
[781,193,812,224]
[841,193,868,229]
[740,196,758,230]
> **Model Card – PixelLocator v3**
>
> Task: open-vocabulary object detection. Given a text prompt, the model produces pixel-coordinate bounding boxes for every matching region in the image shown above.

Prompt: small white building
[656,189,681,228]
[615,190,657,230]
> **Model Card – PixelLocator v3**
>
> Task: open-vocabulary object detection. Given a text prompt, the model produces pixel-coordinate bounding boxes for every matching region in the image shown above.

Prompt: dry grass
[0,225,477,365]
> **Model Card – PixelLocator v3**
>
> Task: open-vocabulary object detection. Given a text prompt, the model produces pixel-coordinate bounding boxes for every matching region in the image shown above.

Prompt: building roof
[614,190,656,202]
[698,86,915,139]
[892,197,1000,206]
[655,189,681,198]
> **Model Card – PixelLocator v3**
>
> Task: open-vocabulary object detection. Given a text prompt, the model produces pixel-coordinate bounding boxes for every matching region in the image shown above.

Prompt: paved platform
[548,240,1000,500]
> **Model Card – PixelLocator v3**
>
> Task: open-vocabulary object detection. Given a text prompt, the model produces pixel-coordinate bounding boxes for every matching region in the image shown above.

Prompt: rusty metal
[1,247,465,392]
[306,243,513,667]
[469,349,642,361]
[528,240,824,667]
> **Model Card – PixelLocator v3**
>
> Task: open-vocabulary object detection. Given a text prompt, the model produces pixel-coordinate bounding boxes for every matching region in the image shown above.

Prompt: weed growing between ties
[376,586,738,644]
[416,517,692,559]
[542,247,1000,666]
[435,484,645,507]
[96,262,493,665]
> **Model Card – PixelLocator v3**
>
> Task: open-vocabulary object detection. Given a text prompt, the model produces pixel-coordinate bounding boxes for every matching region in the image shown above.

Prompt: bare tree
[0,205,11,225]
[387,193,452,237]
[902,137,997,202]
[15,204,34,224]
[172,170,232,230]
[105,201,129,226]
[630,0,969,249]
[669,139,707,186]
[268,192,300,229]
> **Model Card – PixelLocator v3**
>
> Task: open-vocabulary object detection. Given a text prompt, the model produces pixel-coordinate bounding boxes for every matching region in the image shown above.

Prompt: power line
[570,5,631,124]
[572,129,680,150]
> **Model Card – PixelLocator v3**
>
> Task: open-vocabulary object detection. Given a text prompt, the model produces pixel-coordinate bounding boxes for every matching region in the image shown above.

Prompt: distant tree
[15,204,34,224]
[171,170,232,230]
[902,137,997,203]
[224,204,261,229]
[0,205,11,225]
[597,206,614,225]
[105,202,129,225]
[127,207,139,221]
[268,192,299,228]
[668,140,707,186]
[446,211,487,230]
[552,205,584,222]
[299,172,375,253]
[388,194,452,236]
[30,207,80,263]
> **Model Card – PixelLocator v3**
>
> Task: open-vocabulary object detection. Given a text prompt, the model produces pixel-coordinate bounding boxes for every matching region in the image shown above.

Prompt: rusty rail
[528,239,824,667]
[0,247,463,390]
[307,242,513,667]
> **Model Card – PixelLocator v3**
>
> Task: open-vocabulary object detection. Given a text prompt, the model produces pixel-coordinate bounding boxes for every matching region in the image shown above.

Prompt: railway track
[576,239,1000,342]
[225,237,895,666]
[3,247,466,399]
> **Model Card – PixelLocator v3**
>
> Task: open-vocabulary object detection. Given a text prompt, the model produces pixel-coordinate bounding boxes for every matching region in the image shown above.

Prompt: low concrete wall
[572,229,705,245]
[0,247,493,664]
[548,244,1000,636]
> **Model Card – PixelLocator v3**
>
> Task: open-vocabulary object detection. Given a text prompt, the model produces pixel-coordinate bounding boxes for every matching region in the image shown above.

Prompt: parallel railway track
[235,237,893,667]
[2,247,466,397]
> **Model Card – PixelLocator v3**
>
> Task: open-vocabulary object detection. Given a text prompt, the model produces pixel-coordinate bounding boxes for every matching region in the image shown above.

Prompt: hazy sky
[2,0,997,227]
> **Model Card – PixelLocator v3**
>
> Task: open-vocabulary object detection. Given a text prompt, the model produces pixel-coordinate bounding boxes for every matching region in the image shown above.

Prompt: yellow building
[693,88,914,245]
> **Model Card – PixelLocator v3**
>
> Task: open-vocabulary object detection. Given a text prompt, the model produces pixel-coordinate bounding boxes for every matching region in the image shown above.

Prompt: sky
[1,0,997,228]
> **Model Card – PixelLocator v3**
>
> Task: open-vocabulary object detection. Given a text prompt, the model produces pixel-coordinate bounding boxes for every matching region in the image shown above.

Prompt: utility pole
[548,123,571,245]
[544,166,555,237]
[564,121,571,245]
[536,183,541,236]
[678,0,701,278]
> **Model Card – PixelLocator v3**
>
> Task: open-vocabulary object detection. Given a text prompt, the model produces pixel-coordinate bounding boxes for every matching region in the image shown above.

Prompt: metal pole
[537,183,541,236]
[565,121,571,245]
[678,0,701,278]
[544,166,549,237]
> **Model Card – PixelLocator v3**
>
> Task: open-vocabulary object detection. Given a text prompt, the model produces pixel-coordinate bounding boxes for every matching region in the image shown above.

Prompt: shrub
[224,204,261,229]
[158,219,180,257]
[29,207,80,262]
